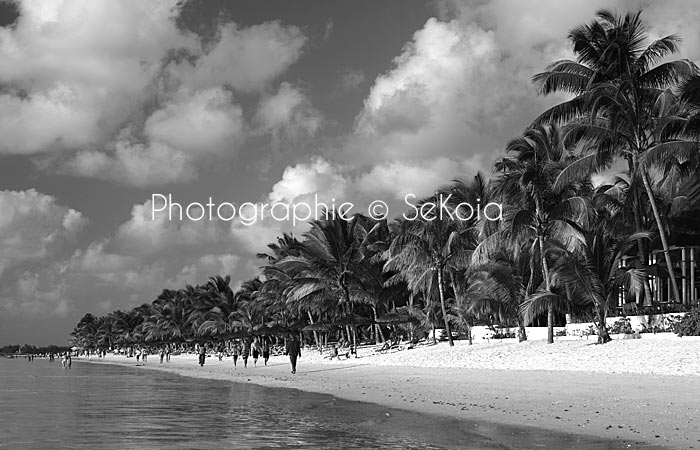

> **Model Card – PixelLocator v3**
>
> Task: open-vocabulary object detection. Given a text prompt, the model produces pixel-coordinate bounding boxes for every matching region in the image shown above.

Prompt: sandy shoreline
[80,337,700,449]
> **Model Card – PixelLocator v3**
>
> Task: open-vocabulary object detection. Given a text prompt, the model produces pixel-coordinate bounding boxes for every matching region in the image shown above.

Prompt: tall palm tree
[491,125,590,343]
[143,288,195,343]
[70,313,99,350]
[385,198,474,347]
[524,223,649,344]
[233,278,264,333]
[96,314,117,350]
[534,9,698,304]
[192,276,236,339]
[279,215,374,354]
[463,247,531,342]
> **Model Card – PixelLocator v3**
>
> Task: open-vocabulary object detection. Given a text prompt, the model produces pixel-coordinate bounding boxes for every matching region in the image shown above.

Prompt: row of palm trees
[71,10,700,350]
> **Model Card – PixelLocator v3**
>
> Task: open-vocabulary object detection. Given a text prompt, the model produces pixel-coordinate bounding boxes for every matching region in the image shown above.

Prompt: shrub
[492,328,515,339]
[609,317,633,334]
[674,307,700,337]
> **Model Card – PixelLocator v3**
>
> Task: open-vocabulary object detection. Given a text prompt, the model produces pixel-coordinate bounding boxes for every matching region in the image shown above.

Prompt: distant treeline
[0,344,72,355]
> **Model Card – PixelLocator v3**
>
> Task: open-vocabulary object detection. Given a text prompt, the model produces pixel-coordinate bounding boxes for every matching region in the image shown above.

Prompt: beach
[82,335,700,449]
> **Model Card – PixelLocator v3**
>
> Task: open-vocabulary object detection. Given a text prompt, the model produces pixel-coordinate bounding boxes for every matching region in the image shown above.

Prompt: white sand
[82,334,700,449]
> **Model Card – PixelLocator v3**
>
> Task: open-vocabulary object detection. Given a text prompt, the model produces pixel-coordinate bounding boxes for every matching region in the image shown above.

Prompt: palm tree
[111,309,144,346]
[143,288,195,343]
[70,313,99,350]
[385,198,474,347]
[462,247,531,342]
[279,215,374,354]
[96,314,116,350]
[233,278,264,333]
[534,9,699,304]
[524,222,649,344]
[491,125,590,343]
[192,276,236,339]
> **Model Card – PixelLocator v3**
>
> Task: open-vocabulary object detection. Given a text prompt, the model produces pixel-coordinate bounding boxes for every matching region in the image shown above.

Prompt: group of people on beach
[198,337,273,368]
[125,345,172,365]
[194,336,302,374]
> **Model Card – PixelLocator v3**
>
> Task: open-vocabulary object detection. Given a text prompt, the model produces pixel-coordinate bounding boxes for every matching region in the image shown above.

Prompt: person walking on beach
[160,347,165,364]
[136,347,141,363]
[217,343,225,362]
[165,345,171,362]
[198,343,207,367]
[262,338,270,366]
[231,341,241,368]
[285,337,301,374]
[142,347,148,364]
[242,339,251,368]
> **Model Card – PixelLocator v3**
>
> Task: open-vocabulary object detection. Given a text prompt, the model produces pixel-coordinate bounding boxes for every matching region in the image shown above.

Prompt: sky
[2,0,700,345]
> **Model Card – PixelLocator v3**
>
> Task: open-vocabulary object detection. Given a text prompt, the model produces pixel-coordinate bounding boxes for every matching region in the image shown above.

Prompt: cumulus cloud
[0,0,195,156]
[0,189,86,316]
[269,158,349,204]
[0,189,86,277]
[0,1,313,186]
[145,87,245,155]
[254,83,323,146]
[175,21,307,92]
[59,196,261,313]
[344,18,540,165]
[61,140,197,187]
[354,156,485,201]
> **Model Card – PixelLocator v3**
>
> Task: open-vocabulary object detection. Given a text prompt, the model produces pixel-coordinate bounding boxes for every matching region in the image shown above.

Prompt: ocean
[0,357,664,449]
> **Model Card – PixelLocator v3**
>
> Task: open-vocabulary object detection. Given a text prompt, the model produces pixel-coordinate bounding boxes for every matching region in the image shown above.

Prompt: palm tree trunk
[448,271,470,345]
[534,195,554,344]
[517,316,527,342]
[341,284,358,357]
[371,305,386,343]
[596,301,611,344]
[628,156,654,306]
[306,311,321,350]
[640,169,681,304]
[436,267,454,346]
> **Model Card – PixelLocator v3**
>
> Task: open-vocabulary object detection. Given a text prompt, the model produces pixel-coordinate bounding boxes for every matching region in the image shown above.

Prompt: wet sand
[82,338,700,449]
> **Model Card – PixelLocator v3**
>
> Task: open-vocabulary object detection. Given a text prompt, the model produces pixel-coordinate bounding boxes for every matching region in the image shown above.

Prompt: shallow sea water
[0,358,665,449]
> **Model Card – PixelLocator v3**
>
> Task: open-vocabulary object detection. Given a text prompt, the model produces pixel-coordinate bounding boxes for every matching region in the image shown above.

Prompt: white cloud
[269,157,349,204]
[345,18,540,165]
[3,270,70,317]
[145,87,245,155]
[254,82,322,144]
[355,156,485,201]
[0,189,86,316]
[0,89,98,154]
[176,21,307,92]
[0,2,313,186]
[113,198,229,258]
[0,189,86,277]
[61,139,197,187]
[0,0,195,155]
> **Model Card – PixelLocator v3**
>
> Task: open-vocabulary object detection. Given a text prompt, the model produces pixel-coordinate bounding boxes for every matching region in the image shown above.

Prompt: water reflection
[0,360,451,449]
[0,359,665,450]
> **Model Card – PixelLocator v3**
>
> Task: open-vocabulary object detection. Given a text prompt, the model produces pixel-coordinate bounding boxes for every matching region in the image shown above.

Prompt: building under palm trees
[618,245,699,312]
